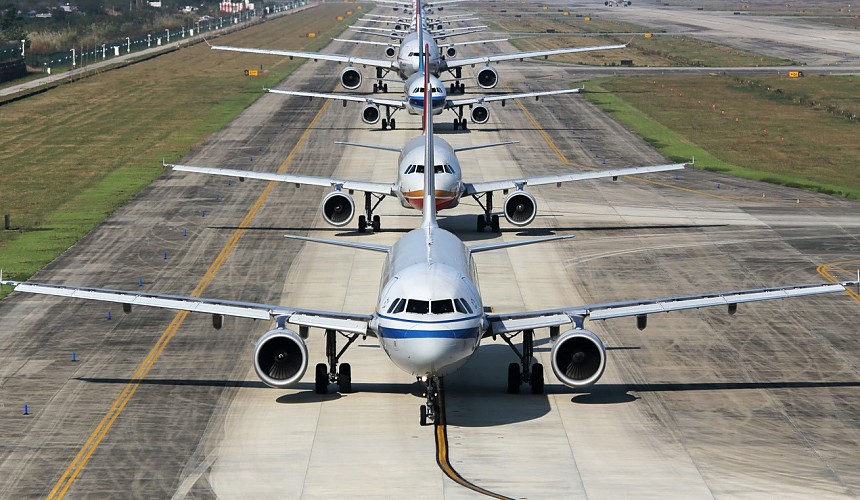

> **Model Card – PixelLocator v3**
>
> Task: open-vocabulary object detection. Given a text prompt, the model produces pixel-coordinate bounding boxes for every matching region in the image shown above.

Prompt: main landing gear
[314,328,360,394]
[473,191,500,232]
[357,192,385,233]
[500,329,544,394]
[448,81,465,95]
[451,106,468,130]
[381,118,396,130]
[373,68,389,94]
[419,376,442,426]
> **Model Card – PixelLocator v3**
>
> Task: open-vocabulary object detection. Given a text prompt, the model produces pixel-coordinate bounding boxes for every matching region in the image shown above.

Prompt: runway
[1,3,859,498]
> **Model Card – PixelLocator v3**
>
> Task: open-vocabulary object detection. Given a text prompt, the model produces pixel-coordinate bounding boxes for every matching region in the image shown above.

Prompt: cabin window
[431,299,455,314]
[406,299,429,314]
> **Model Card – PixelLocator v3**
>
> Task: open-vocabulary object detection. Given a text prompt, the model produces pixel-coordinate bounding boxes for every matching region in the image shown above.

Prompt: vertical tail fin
[421,44,437,230]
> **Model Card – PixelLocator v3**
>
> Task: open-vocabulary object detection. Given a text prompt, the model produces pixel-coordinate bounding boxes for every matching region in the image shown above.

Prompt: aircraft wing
[443,38,508,49]
[486,279,859,336]
[333,38,397,47]
[168,164,396,197]
[463,163,687,196]
[452,140,518,153]
[447,43,627,69]
[446,87,583,110]
[266,88,407,110]
[430,26,488,39]
[0,280,373,335]
[335,141,403,153]
[210,45,394,70]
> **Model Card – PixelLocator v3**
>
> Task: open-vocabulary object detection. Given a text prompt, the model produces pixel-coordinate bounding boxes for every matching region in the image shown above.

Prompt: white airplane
[168,134,685,232]
[210,0,625,94]
[2,66,857,425]
[1,62,857,426]
[265,56,590,131]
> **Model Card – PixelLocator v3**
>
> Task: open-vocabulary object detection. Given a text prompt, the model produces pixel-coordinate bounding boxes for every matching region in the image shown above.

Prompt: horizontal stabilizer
[468,234,573,254]
[284,235,390,253]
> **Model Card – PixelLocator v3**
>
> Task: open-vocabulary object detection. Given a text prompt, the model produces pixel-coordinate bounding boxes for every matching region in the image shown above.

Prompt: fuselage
[372,226,483,377]
[403,71,447,115]
[396,30,443,78]
[395,135,463,211]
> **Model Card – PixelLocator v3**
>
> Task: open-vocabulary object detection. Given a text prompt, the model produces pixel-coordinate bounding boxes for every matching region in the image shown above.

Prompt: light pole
[20,39,25,58]
[126,36,131,53]
[165,28,170,44]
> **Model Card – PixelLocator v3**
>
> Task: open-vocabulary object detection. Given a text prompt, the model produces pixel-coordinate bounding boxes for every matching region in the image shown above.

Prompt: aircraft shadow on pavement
[567,380,860,405]
[75,376,269,389]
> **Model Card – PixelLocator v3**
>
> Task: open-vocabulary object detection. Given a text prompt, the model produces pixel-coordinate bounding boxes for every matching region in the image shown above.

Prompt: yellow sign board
[644,33,653,38]
[347,10,352,15]
[307,32,316,37]
[563,11,569,15]
[244,69,259,77]
[584,16,591,20]
[337,16,344,20]
[788,71,803,78]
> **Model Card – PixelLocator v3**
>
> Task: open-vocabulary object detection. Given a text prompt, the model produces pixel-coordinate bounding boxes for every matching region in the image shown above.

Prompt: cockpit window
[405,165,416,174]
[431,299,455,314]
[453,298,467,314]
[456,298,473,314]
[387,298,406,314]
[406,299,429,314]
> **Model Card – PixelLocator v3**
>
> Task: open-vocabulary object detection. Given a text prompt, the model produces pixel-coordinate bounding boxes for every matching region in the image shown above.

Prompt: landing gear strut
[357,192,386,233]
[419,376,442,426]
[500,329,544,394]
[314,328,360,394]
[451,106,468,130]
[472,191,500,232]
[373,68,389,93]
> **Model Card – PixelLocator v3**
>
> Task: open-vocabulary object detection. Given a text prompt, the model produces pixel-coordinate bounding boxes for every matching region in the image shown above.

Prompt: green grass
[0,3,365,298]
[583,75,860,199]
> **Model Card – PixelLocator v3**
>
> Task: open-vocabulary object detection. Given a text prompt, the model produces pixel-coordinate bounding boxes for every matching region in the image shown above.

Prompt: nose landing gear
[419,376,442,426]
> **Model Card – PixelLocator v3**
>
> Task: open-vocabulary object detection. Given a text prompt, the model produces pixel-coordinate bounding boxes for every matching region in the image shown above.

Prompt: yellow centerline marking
[434,385,512,500]
[48,98,332,499]
[816,260,860,305]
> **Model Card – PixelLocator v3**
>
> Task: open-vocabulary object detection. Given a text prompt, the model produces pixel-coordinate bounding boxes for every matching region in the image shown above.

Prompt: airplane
[3,51,857,427]
[167,135,685,233]
[264,47,593,131]
[210,0,625,94]
[605,0,632,5]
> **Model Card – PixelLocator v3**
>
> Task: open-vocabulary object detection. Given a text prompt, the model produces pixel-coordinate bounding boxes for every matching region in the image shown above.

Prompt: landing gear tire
[453,118,460,130]
[338,363,352,393]
[507,362,521,394]
[315,363,328,394]
[358,215,367,233]
[389,118,396,130]
[372,215,381,232]
[458,82,465,93]
[420,404,428,426]
[383,83,389,92]
[449,83,455,94]
[381,119,388,130]
[460,118,468,130]
[476,215,485,232]
[490,214,500,233]
[530,363,544,394]
[373,83,379,93]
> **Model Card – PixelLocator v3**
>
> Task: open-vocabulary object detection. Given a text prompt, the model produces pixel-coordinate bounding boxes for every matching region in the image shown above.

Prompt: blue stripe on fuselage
[409,96,446,109]
[378,325,480,339]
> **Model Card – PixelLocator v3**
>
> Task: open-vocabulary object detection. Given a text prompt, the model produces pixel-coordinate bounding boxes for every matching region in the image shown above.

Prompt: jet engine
[254,328,309,388]
[476,66,499,89]
[321,191,355,226]
[362,104,381,124]
[470,104,490,124]
[340,67,362,90]
[385,46,396,58]
[551,329,606,388]
[502,190,537,226]
[445,46,457,58]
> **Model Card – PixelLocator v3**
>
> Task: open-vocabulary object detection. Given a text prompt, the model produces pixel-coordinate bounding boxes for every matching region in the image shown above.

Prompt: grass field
[0,3,364,296]
[584,75,860,198]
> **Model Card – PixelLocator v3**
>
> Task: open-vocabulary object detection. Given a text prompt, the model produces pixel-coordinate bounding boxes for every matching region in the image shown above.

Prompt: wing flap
[448,43,627,68]
[287,314,367,335]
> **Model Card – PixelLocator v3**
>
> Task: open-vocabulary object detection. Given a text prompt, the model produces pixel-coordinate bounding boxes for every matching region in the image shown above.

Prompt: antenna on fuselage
[421,44,437,231]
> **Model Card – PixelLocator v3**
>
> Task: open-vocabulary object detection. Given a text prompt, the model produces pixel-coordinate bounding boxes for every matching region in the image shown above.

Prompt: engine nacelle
[476,66,499,89]
[385,45,396,58]
[470,104,490,124]
[362,104,381,124]
[503,190,537,226]
[321,191,355,226]
[340,66,362,90]
[254,328,309,388]
[551,329,606,388]
[445,46,457,58]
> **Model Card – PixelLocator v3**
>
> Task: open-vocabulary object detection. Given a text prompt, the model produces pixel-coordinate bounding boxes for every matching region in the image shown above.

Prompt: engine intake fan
[321,191,355,226]
[503,191,537,226]
[254,329,309,388]
[551,329,606,388]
